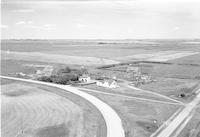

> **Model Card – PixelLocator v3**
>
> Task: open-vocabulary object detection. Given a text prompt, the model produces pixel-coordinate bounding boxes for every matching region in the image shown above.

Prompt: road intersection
[151,89,200,137]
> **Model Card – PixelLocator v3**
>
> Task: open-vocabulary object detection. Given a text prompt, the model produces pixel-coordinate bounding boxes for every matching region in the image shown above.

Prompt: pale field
[1,82,106,137]
[1,49,199,67]
[1,51,119,66]
[168,53,200,64]
[1,39,200,66]
[113,51,199,62]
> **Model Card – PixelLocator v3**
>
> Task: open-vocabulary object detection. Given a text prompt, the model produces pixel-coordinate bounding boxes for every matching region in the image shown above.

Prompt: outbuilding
[79,75,91,83]
[96,80,119,88]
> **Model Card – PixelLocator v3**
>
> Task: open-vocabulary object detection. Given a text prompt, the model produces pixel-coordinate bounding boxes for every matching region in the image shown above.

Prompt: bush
[38,66,81,85]
[50,74,78,85]
[52,76,69,85]
[71,68,88,76]
[63,74,78,81]
[57,66,88,76]
[58,67,71,74]
[179,93,186,98]
[38,76,53,82]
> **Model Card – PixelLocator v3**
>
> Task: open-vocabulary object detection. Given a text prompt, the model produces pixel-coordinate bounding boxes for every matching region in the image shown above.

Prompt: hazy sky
[1,0,200,39]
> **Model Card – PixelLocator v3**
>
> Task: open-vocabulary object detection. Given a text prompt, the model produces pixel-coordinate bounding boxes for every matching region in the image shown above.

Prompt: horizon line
[1,38,200,40]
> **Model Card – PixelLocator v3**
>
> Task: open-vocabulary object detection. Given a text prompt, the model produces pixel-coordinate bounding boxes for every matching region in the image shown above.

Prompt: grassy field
[2,39,200,60]
[81,84,180,103]
[1,59,39,76]
[1,39,200,137]
[1,80,106,137]
[81,90,181,137]
[1,51,119,66]
[113,51,199,62]
[140,78,199,102]
[168,53,200,65]
[0,59,88,79]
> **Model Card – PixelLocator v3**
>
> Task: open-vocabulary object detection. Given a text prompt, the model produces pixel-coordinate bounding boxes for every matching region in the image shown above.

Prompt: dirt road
[0,75,125,137]
[78,87,183,106]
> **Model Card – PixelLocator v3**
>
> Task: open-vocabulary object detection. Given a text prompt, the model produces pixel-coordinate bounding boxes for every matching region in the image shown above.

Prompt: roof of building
[126,67,140,72]
[79,74,90,78]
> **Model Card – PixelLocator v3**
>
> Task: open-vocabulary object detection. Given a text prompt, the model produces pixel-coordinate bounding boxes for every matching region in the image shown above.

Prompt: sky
[1,0,200,39]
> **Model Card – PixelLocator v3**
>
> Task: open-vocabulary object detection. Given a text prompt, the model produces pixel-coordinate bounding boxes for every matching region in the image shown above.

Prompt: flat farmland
[1,59,40,76]
[1,39,200,137]
[1,51,119,66]
[168,53,200,65]
[113,51,199,62]
[2,40,200,63]
[81,90,181,137]
[1,80,106,137]
[80,85,182,104]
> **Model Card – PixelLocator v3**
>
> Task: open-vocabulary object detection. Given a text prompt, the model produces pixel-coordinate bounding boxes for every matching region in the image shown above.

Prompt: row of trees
[38,66,88,85]
[38,74,78,85]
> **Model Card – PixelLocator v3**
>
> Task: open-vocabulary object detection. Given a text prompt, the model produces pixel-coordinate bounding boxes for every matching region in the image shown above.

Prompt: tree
[50,74,78,85]
[62,74,78,81]
[59,67,71,74]
[38,76,53,82]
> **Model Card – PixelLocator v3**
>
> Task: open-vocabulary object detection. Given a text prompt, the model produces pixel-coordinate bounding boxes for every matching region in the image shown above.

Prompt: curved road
[0,75,125,137]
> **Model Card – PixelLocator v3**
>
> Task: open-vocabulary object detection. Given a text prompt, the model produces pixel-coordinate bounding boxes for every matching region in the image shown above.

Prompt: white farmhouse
[96,80,119,88]
[79,75,91,83]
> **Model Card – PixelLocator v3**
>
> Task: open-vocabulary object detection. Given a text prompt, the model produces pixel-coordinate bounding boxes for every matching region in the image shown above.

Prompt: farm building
[79,75,91,83]
[96,80,119,88]
[16,72,26,77]
[141,75,149,81]
[126,67,140,74]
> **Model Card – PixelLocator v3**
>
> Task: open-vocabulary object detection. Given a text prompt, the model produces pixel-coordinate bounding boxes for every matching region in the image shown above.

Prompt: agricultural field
[81,90,181,137]
[1,79,106,137]
[1,39,200,137]
[2,39,200,62]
